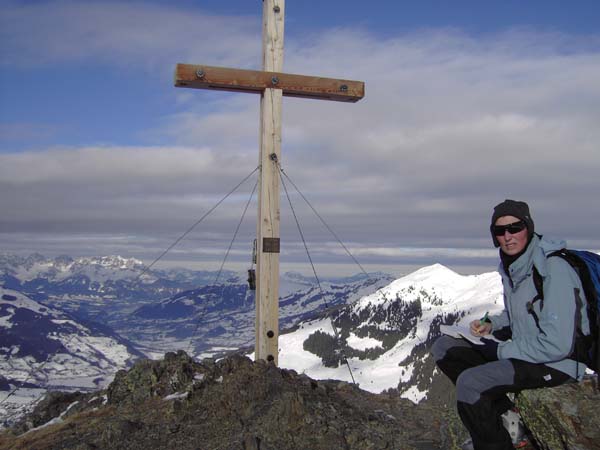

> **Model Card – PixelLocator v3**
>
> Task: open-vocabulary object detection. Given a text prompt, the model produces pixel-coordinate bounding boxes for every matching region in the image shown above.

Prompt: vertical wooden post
[255,0,285,364]
[175,0,363,364]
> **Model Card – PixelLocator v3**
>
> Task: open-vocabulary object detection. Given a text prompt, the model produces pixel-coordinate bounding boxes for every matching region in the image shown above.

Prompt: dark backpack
[529,249,600,375]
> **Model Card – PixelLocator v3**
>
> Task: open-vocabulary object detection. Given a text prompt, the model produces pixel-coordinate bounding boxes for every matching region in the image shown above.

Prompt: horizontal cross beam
[174,64,364,103]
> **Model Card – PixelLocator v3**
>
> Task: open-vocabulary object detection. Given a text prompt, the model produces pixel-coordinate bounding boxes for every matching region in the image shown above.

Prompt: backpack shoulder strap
[532,266,544,303]
[527,250,566,334]
[527,266,545,334]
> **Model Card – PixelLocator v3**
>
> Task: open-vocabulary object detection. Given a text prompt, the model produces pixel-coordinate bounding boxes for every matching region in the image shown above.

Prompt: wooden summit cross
[174,0,364,365]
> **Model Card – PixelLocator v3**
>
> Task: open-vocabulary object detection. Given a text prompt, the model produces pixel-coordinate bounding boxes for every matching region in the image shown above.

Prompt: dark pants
[431,335,572,450]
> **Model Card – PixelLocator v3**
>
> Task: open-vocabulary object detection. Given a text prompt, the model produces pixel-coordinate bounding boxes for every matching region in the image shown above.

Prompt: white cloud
[338,246,497,259]
[1,5,600,268]
[0,0,261,69]
[0,145,259,240]
[0,146,217,184]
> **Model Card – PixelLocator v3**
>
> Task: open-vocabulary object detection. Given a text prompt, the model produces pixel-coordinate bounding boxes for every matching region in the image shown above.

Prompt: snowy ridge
[278,263,504,403]
[0,287,139,390]
[357,263,501,321]
[0,253,146,283]
[0,289,48,318]
[1,286,143,426]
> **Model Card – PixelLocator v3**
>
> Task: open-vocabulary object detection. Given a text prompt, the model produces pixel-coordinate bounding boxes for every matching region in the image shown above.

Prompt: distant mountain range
[1,252,506,426]
[0,253,394,359]
[0,252,231,303]
[0,253,396,426]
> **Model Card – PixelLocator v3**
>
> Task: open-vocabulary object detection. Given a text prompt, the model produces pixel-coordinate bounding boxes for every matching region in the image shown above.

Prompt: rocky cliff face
[0,352,450,450]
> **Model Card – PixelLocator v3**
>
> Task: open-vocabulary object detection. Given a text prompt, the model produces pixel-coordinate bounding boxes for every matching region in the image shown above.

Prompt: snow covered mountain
[0,253,395,426]
[0,287,141,388]
[278,264,504,403]
[0,253,332,321]
[0,253,147,283]
[119,273,395,359]
[0,252,395,359]
[0,253,246,341]
[2,252,506,411]
[0,286,143,425]
[0,253,230,307]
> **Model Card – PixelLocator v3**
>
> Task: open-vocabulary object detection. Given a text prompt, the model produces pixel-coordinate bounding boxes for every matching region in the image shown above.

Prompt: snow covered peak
[409,263,459,278]
[355,263,460,310]
[23,253,47,269]
[0,253,146,283]
[87,255,144,270]
[279,264,504,400]
[392,263,462,289]
[363,263,500,309]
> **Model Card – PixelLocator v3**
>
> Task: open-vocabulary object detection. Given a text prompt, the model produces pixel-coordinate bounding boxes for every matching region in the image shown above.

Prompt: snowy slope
[0,286,144,426]
[125,273,394,359]
[278,264,504,402]
[0,287,140,389]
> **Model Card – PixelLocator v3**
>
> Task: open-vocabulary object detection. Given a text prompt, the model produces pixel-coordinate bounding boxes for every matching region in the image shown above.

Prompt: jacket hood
[531,234,567,278]
[536,234,567,256]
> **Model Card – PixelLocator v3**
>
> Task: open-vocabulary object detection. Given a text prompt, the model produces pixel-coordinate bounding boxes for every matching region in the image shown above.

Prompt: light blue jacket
[490,234,590,380]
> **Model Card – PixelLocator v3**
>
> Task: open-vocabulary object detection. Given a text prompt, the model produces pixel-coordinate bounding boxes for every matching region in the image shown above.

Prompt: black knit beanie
[490,199,535,247]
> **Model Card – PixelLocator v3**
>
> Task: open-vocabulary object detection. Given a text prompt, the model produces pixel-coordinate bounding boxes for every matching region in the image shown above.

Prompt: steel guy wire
[1,166,260,407]
[279,167,356,385]
[134,166,260,282]
[278,167,370,279]
[278,165,389,304]
[186,177,258,357]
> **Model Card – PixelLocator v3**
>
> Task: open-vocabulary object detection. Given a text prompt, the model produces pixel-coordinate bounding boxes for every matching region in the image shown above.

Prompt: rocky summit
[3,351,598,450]
[0,351,448,450]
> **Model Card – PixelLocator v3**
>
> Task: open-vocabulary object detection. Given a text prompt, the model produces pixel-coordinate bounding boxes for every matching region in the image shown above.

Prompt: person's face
[494,215,529,255]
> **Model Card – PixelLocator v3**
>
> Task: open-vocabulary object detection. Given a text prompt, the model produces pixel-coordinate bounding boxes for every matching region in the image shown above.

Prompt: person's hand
[478,338,499,361]
[470,319,492,337]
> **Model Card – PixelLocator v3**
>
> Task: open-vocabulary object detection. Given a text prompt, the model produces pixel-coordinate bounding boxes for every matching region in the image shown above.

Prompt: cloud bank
[1,1,599,275]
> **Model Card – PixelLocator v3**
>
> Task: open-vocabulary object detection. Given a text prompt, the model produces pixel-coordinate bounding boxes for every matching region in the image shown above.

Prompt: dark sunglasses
[493,220,527,236]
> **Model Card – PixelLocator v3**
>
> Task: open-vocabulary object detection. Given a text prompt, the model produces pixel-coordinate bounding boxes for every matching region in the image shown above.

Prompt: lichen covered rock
[517,376,600,450]
[107,350,199,404]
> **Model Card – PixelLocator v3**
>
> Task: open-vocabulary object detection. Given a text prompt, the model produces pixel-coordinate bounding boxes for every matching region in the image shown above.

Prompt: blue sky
[1,0,600,276]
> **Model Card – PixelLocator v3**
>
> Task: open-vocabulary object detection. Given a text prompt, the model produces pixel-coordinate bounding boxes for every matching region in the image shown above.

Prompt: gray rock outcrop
[517,376,600,450]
